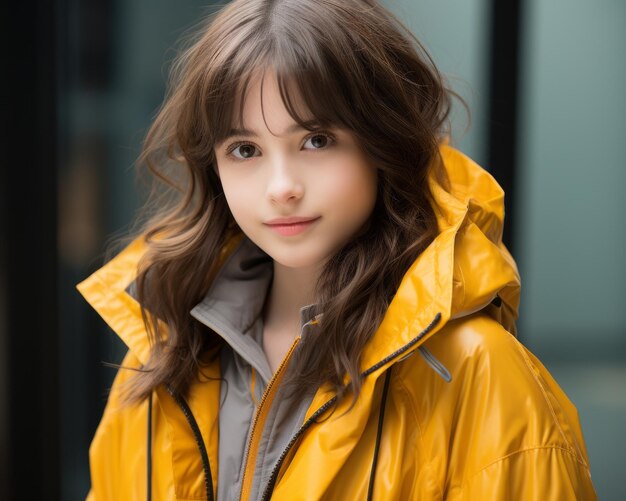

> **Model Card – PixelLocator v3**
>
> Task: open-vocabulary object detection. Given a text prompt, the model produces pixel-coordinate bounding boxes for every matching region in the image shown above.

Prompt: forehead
[219,71,326,144]
[234,69,314,129]
[212,61,346,146]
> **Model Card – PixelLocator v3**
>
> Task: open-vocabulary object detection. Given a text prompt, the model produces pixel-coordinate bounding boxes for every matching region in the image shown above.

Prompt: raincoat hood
[430,144,519,328]
[352,143,521,374]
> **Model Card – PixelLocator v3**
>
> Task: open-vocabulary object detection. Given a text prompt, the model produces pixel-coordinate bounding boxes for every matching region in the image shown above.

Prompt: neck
[263,260,322,335]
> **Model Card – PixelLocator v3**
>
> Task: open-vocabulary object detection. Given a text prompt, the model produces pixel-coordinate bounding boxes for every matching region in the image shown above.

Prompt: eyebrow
[222,120,325,142]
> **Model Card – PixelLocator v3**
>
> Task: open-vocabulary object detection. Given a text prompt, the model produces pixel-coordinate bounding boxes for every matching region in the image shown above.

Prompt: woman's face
[214,70,378,270]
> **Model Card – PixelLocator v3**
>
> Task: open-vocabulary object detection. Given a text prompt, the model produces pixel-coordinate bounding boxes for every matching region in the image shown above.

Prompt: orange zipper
[239,337,301,500]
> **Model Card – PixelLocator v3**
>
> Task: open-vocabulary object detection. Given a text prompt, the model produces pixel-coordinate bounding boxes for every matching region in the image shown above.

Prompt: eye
[303,132,335,150]
[227,142,260,160]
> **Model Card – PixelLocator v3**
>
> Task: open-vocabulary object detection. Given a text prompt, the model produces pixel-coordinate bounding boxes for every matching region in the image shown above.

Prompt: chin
[259,240,335,270]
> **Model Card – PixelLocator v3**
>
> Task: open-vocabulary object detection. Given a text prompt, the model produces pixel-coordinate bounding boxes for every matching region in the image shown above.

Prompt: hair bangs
[203,38,270,146]
[206,17,362,147]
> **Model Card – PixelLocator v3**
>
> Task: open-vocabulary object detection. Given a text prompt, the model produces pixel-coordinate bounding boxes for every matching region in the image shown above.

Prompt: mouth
[264,216,321,236]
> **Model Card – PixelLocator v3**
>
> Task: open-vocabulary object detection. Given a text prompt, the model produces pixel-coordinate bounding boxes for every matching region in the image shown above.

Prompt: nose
[265,156,304,205]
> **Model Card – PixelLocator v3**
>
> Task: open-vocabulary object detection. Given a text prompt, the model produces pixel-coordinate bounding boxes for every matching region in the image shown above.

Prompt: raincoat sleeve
[423,316,597,501]
[453,383,598,501]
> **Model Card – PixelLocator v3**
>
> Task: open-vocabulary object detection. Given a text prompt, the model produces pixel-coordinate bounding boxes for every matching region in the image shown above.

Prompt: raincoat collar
[189,235,322,384]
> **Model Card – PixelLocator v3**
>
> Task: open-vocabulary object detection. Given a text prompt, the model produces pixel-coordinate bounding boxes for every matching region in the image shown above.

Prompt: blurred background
[1,0,624,499]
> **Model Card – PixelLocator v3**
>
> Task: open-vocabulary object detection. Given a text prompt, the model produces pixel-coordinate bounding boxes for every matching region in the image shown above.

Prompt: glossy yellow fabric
[78,145,596,500]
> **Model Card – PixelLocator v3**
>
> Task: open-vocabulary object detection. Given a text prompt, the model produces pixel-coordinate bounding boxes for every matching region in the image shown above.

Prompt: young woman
[78,0,597,499]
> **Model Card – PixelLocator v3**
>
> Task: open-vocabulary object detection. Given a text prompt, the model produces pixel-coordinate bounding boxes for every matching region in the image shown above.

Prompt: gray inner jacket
[190,236,323,501]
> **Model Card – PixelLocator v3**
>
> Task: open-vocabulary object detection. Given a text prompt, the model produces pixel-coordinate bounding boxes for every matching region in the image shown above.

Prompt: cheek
[326,163,377,215]
[218,171,255,216]
[218,177,238,212]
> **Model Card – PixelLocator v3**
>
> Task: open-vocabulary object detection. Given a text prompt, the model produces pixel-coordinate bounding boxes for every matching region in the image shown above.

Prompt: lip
[264,216,321,236]
[265,216,320,225]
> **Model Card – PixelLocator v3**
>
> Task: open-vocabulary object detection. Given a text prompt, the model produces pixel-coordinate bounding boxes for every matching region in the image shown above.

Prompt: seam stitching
[467,445,592,482]
[512,338,588,467]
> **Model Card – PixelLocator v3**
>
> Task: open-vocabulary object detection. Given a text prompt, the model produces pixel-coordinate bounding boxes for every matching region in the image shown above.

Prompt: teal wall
[518,0,626,355]
[383,0,491,165]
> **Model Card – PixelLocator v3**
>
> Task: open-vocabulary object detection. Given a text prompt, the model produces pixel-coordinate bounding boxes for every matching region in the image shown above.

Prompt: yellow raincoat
[78,145,597,500]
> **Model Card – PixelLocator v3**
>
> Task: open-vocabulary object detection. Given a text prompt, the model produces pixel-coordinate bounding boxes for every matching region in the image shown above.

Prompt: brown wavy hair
[118,0,457,406]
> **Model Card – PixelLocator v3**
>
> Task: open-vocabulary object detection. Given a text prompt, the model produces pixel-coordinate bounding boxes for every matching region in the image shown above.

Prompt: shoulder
[393,313,592,486]
[406,313,576,433]
[397,313,534,394]
[428,313,528,378]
